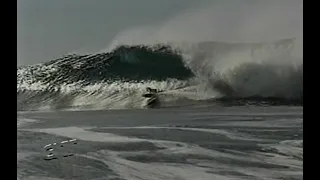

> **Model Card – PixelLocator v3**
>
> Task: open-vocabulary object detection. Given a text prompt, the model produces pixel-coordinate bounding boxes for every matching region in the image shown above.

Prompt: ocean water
[17,106,302,180]
[17,39,303,179]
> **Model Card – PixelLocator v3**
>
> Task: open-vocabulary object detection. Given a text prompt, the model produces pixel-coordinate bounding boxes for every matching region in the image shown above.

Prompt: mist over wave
[17,38,302,111]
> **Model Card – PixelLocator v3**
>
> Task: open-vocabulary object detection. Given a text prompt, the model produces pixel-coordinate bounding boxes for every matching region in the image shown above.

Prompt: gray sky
[17,0,302,66]
[17,0,203,65]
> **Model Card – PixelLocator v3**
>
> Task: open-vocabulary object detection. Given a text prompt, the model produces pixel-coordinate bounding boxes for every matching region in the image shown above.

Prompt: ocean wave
[17,38,302,111]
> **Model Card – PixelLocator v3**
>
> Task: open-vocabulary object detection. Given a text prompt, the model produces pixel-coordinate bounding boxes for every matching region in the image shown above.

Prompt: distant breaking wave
[17,38,303,111]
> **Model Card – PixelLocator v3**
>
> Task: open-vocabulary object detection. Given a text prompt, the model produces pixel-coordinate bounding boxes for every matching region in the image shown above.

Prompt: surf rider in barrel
[142,87,162,108]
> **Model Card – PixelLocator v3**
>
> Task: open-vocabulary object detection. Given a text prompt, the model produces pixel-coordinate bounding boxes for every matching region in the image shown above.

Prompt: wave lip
[17,45,194,87]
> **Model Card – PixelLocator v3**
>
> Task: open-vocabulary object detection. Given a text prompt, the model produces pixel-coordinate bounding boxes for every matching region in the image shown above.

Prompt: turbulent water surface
[17,106,302,180]
[17,39,303,180]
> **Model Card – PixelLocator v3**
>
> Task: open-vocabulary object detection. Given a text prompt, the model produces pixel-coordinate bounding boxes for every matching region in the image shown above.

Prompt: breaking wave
[17,38,302,111]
